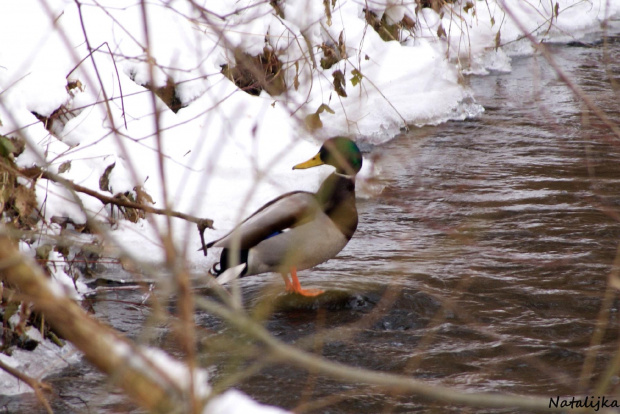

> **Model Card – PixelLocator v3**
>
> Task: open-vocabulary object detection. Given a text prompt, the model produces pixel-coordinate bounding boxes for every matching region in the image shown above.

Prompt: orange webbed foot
[285,286,325,297]
[281,268,325,297]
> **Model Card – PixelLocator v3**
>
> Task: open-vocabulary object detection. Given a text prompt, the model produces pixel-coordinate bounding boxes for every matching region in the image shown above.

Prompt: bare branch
[19,166,214,229]
[195,296,565,413]
[0,233,193,413]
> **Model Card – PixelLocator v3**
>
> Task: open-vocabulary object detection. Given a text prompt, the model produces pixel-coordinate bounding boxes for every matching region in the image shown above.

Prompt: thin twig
[34,168,214,228]
[65,42,127,129]
[138,1,198,413]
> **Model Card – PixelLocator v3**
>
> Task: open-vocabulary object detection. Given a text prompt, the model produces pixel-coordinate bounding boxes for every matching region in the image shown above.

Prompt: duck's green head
[293,137,363,175]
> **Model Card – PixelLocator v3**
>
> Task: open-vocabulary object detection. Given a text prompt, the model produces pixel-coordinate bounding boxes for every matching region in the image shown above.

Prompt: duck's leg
[286,267,324,297]
[280,273,293,291]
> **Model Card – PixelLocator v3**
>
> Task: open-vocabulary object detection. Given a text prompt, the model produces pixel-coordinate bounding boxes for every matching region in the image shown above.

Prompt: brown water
[4,31,620,413]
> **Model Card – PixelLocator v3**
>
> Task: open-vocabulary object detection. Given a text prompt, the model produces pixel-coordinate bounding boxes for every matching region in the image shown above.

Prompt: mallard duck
[207,137,362,296]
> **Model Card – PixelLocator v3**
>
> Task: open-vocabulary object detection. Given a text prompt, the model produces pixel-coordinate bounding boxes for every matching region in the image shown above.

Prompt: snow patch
[204,389,291,414]
[0,341,80,396]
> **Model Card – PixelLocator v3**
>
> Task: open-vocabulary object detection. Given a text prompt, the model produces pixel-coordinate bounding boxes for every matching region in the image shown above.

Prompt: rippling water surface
[5,31,620,414]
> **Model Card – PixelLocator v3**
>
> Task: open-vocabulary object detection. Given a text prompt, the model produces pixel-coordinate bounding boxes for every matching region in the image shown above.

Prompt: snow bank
[1,0,617,263]
[0,0,618,408]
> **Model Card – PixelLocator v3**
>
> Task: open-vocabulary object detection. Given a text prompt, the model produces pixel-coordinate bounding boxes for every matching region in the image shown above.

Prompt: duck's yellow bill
[293,153,324,169]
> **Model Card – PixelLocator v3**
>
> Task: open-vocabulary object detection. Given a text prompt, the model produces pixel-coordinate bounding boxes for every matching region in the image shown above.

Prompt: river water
[4,29,620,413]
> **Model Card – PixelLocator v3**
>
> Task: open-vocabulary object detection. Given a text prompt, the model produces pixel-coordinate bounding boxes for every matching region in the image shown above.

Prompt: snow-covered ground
[0,0,618,410]
[1,0,617,268]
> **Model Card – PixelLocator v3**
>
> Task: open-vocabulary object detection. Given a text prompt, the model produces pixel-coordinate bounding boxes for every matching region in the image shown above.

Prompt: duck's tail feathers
[209,248,249,284]
[214,263,247,285]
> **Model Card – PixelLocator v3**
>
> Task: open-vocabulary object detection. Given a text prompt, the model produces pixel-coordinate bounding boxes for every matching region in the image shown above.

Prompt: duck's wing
[207,191,320,250]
